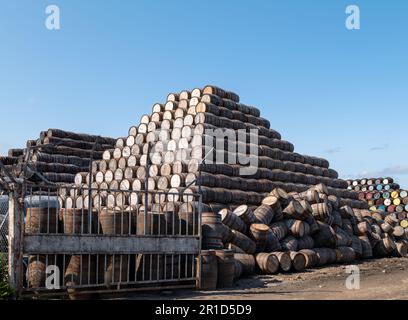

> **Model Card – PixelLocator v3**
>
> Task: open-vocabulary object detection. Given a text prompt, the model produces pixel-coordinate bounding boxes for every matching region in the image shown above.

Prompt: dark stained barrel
[269,221,288,240]
[219,208,246,233]
[201,212,223,250]
[231,230,256,254]
[215,250,235,288]
[359,235,373,258]
[233,253,255,276]
[314,248,337,266]
[313,221,337,248]
[299,249,319,268]
[253,204,275,225]
[200,250,218,290]
[289,251,307,271]
[335,247,356,264]
[297,236,315,250]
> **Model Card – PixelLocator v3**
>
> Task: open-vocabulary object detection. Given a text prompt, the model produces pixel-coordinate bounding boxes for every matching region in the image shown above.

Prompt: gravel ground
[128,257,408,300]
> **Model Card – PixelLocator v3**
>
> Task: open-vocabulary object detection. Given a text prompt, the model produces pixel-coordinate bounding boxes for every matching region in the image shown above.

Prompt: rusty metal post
[8,191,23,298]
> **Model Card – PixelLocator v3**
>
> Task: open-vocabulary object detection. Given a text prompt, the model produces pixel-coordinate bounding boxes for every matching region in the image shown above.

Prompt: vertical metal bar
[196,193,203,289]
[157,254,160,281]
[88,254,91,285]
[149,253,153,281]
[164,254,167,280]
[8,191,23,297]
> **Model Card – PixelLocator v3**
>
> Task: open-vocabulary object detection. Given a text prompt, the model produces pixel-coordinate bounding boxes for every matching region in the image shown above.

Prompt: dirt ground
[130,257,408,300]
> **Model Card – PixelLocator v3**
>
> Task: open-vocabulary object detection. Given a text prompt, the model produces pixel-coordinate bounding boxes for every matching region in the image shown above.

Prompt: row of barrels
[3,128,115,186]
[27,253,195,299]
[347,177,398,191]
[199,184,408,285]
[348,177,408,228]
[25,203,200,236]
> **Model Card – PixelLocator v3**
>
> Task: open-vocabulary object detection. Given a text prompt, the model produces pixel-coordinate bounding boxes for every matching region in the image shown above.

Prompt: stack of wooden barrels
[1,129,115,185]
[0,149,24,178]
[69,85,367,215]
[347,177,408,232]
[200,183,408,287]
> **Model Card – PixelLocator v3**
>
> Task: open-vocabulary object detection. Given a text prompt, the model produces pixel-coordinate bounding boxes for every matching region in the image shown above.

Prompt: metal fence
[9,184,202,298]
[0,195,8,253]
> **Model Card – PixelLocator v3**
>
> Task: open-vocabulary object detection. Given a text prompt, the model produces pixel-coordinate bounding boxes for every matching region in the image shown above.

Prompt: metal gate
[8,184,202,298]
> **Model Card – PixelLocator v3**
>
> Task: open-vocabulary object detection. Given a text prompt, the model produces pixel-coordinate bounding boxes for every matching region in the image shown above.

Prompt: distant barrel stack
[347,177,408,232]
[0,129,115,186]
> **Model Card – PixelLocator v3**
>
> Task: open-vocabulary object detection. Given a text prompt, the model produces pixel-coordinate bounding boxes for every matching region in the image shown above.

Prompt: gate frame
[8,185,203,298]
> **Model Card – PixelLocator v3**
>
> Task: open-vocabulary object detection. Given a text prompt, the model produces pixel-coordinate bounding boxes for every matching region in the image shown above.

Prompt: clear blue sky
[1,0,407,187]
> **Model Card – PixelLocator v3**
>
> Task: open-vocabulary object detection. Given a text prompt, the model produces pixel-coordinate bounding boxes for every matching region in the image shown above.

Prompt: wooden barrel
[394,241,408,257]
[314,248,337,266]
[297,236,314,250]
[219,208,246,233]
[357,221,371,235]
[200,250,218,290]
[215,250,235,288]
[99,209,131,235]
[25,207,58,234]
[255,253,279,274]
[311,203,330,220]
[313,221,337,248]
[373,237,396,256]
[271,252,292,272]
[283,200,306,220]
[281,236,298,251]
[137,212,167,236]
[299,249,318,268]
[335,247,356,264]
[231,230,256,254]
[219,223,235,244]
[305,215,320,235]
[351,236,363,259]
[233,205,256,225]
[27,255,47,288]
[289,251,306,271]
[253,204,275,225]
[249,223,271,252]
[201,212,223,250]
[233,260,243,281]
[285,219,305,237]
[65,255,104,299]
[299,189,319,204]
[178,204,199,236]
[269,221,288,241]
[393,226,405,238]
[61,209,98,234]
[233,253,255,276]
[335,227,352,247]
[359,236,373,258]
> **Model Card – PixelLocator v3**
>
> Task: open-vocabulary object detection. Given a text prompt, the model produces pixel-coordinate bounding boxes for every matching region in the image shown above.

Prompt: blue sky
[0,0,407,187]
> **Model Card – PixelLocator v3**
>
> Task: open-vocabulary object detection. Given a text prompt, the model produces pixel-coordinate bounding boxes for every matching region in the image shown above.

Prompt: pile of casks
[70,85,366,216]
[200,183,408,289]
[9,129,115,185]
[347,177,408,230]
[0,149,24,179]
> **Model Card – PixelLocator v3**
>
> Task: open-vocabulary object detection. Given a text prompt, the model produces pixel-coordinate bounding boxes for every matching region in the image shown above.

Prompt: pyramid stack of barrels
[0,129,115,186]
[347,177,408,233]
[0,149,24,180]
[71,85,367,215]
[201,183,408,289]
